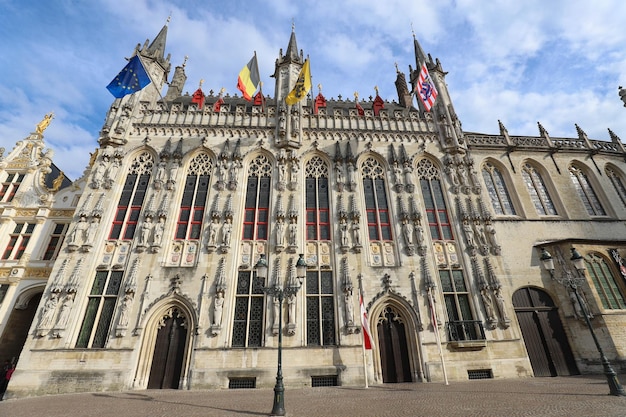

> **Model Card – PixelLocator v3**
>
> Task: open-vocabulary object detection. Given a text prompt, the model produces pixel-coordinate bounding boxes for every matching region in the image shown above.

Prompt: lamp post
[540,247,626,396]
[255,253,307,416]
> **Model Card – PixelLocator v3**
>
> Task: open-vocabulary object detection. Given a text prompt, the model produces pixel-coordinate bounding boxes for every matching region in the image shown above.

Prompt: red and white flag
[416,63,438,112]
[360,294,374,350]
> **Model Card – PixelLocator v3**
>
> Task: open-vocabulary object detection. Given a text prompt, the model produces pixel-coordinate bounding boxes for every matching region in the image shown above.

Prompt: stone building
[4,23,626,398]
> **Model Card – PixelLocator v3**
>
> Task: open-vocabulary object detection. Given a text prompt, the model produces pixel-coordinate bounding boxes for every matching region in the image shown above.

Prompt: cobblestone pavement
[2,375,626,417]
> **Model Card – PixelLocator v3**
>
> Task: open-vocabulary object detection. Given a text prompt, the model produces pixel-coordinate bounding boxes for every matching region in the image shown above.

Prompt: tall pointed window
[175,153,212,240]
[306,270,336,346]
[231,271,265,347]
[482,162,516,215]
[521,162,557,216]
[586,253,626,310]
[606,166,626,208]
[305,157,330,240]
[440,269,478,340]
[0,173,25,203]
[417,159,453,240]
[2,222,35,260]
[361,157,391,240]
[569,165,605,216]
[109,152,153,240]
[243,155,272,240]
[76,270,124,348]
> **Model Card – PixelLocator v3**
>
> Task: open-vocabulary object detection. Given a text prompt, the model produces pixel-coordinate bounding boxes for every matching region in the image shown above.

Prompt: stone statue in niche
[213,291,224,327]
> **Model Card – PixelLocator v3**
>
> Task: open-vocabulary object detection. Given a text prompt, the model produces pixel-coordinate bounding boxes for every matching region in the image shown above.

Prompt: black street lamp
[540,247,626,396]
[255,253,307,416]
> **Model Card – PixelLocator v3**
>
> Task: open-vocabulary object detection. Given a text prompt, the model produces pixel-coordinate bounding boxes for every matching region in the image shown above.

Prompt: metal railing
[446,320,486,342]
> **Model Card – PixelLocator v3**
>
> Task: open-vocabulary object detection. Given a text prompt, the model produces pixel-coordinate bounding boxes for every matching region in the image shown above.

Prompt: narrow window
[231,271,265,347]
[482,162,516,215]
[306,270,336,346]
[521,163,557,215]
[606,167,626,208]
[242,155,272,241]
[440,269,478,341]
[361,158,392,241]
[417,159,453,241]
[586,253,626,310]
[42,223,69,260]
[76,270,124,348]
[305,157,330,240]
[0,173,25,203]
[108,152,153,240]
[175,153,212,240]
[569,165,605,216]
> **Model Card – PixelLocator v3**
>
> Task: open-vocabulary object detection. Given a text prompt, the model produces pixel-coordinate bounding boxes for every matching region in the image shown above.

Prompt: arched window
[521,162,557,216]
[569,165,605,216]
[585,253,626,310]
[305,157,330,240]
[417,158,452,240]
[109,152,153,240]
[242,155,272,240]
[482,162,516,215]
[606,166,626,208]
[175,153,212,240]
[361,157,391,241]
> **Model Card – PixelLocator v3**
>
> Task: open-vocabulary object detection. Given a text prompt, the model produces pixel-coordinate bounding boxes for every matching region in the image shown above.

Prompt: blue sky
[1,0,626,180]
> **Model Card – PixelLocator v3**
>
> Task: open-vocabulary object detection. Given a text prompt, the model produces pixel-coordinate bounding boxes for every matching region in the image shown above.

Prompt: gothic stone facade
[4,26,626,398]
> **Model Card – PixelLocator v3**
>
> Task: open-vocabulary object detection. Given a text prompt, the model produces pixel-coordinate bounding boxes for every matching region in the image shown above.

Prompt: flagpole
[136,54,170,111]
[428,288,449,385]
[358,274,369,389]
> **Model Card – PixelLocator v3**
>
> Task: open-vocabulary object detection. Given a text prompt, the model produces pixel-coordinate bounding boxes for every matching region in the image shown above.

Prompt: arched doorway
[513,287,579,377]
[376,305,412,383]
[0,292,42,364]
[147,307,188,389]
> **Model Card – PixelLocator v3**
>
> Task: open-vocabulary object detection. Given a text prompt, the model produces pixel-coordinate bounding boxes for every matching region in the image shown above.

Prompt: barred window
[232,271,265,347]
[361,157,391,240]
[243,155,272,240]
[175,153,212,240]
[109,152,153,240]
[305,157,330,240]
[417,159,453,240]
[440,269,476,340]
[521,163,557,216]
[306,270,336,346]
[2,222,35,260]
[482,162,516,215]
[42,223,69,260]
[606,166,626,208]
[76,270,123,348]
[586,253,626,310]
[569,165,605,216]
[0,173,24,203]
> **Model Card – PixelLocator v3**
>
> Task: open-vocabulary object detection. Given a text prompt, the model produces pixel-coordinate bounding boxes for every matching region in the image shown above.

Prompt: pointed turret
[284,27,301,64]
[273,25,307,148]
[164,56,188,101]
[140,19,171,72]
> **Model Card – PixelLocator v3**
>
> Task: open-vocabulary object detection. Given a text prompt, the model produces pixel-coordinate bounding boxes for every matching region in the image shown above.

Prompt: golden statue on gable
[35,112,55,135]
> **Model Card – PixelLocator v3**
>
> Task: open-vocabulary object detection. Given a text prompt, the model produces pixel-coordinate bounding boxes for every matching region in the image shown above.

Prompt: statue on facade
[36,293,59,336]
[213,291,224,327]
[221,219,232,247]
[152,217,165,246]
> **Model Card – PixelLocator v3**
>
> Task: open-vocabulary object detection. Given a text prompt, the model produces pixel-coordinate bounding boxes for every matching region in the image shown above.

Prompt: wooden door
[147,308,187,389]
[513,287,579,377]
[377,306,412,383]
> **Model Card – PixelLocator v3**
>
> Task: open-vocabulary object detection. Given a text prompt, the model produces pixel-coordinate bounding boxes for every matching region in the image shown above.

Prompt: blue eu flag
[106,55,151,98]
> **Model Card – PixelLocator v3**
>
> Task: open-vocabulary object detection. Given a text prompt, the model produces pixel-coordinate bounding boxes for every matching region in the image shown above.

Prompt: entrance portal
[377,306,412,383]
[147,307,188,389]
[0,292,41,364]
[513,287,579,377]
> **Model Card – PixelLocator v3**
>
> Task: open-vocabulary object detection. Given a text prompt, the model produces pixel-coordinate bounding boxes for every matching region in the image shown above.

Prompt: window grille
[468,369,493,380]
[228,377,256,389]
[311,375,338,387]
